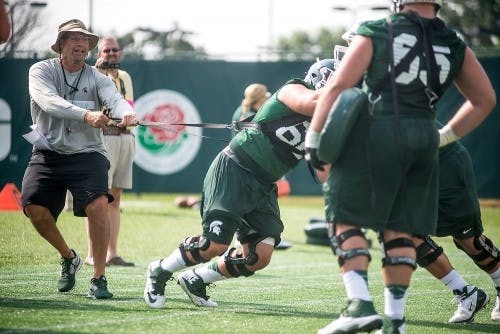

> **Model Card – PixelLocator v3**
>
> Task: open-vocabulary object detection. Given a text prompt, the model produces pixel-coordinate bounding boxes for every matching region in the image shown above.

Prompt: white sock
[440,269,468,292]
[384,285,408,320]
[343,270,371,301]
[160,248,187,272]
[489,267,500,287]
[195,261,226,283]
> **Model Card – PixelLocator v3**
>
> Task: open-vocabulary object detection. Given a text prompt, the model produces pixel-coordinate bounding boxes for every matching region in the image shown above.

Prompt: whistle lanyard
[61,62,85,100]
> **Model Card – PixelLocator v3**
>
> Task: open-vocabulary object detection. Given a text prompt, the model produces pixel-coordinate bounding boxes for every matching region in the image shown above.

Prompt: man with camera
[84,36,136,267]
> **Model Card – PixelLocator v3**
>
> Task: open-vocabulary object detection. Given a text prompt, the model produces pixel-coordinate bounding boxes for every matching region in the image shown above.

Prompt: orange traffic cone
[0,183,22,211]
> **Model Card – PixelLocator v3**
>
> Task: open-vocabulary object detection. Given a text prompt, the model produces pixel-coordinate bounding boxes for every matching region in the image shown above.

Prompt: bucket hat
[51,19,99,53]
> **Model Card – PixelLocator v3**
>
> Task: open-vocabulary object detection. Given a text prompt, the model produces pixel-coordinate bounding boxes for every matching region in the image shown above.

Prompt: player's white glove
[305,130,326,171]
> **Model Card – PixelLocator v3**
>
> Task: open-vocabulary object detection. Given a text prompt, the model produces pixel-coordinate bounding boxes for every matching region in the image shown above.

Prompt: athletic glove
[305,130,326,171]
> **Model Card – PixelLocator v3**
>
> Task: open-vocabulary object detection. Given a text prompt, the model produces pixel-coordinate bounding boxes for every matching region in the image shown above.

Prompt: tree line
[1,0,498,60]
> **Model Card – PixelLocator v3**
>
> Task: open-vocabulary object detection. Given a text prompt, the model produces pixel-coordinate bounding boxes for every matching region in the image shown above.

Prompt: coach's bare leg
[25,204,73,258]
[85,188,122,264]
[85,195,110,278]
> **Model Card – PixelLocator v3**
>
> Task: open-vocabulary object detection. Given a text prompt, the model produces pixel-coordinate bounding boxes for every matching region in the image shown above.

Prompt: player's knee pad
[178,235,210,266]
[454,235,500,271]
[223,247,256,278]
[415,236,443,268]
[379,235,416,270]
[332,228,371,267]
[239,233,274,265]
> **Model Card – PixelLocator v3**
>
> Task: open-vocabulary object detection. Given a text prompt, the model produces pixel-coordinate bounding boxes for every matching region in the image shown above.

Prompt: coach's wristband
[438,124,459,147]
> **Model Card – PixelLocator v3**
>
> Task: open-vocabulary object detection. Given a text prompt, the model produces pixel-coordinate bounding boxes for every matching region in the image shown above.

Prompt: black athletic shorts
[21,150,112,220]
[436,142,483,239]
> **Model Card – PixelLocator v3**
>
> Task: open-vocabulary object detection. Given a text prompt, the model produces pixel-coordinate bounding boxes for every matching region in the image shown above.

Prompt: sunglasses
[102,48,121,53]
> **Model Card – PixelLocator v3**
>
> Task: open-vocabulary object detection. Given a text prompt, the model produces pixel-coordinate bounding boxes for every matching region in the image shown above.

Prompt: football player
[330,15,499,326]
[306,1,495,333]
[143,59,336,309]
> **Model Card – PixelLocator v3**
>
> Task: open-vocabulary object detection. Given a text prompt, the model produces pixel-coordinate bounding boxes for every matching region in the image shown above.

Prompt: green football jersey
[229,79,312,183]
[357,14,466,117]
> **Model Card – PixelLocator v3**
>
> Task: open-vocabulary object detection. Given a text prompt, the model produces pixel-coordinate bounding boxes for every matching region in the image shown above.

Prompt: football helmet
[392,0,442,12]
[304,59,336,90]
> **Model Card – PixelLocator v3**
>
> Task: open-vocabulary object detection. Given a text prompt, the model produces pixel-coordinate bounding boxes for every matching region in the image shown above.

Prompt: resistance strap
[137,120,259,131]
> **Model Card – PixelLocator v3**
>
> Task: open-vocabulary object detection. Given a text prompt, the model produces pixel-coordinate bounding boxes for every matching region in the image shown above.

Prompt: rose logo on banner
[134,89,202,175]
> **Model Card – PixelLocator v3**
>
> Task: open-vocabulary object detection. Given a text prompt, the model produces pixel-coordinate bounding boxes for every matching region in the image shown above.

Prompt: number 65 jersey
[358,14,466,117]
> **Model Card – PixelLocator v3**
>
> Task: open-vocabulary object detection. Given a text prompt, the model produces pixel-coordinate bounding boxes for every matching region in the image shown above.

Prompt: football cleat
[317,299,382,334]
[177,269,217,307]
[449,285,489,323]
[144,259,172,308]
[57,249,82,292]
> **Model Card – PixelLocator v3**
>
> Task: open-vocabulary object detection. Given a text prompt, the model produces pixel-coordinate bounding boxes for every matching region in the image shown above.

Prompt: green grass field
[1,193,499,333]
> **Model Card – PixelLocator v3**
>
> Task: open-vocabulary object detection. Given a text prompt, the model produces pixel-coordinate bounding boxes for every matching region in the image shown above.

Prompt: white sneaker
[143,260,172,309]
[177,270,217,307]
[492,293,500,322]
[449,285,489,323]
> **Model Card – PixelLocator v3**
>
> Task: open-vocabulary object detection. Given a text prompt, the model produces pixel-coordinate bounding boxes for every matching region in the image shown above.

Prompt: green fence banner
[1,57,499,197]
